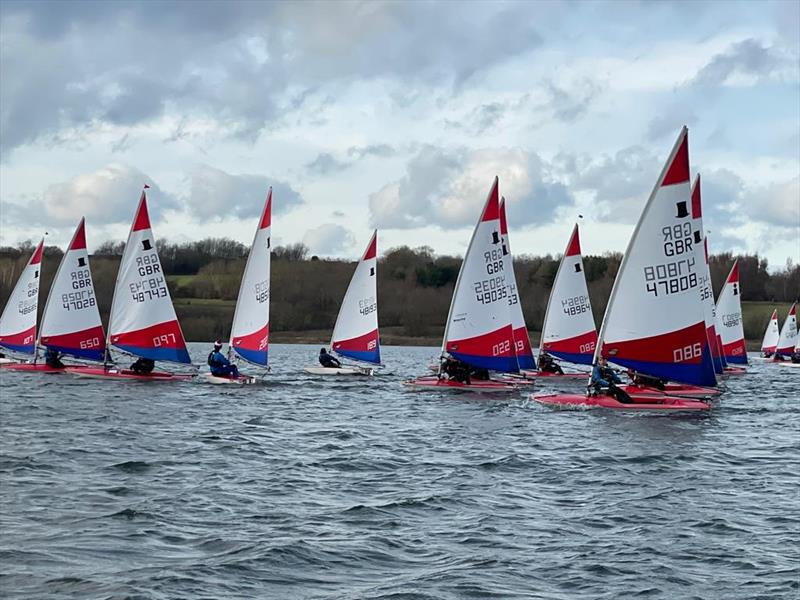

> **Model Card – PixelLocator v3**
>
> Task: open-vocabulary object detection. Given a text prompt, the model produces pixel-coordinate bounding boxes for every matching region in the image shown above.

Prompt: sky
[1,0,798,269]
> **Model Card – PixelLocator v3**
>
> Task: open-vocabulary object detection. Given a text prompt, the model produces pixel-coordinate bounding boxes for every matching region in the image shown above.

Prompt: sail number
[673,343,702,363]
[17,298,37,315]
[130,276,168,302]
[79,337,102,349]
[580,342,596,353]
[562,295,590,316]
[506,282,519,306]
[484,249,505,274]
[359,296,377,316]
[662,223,694,256]
[62,290,96,311]
[153,333,176,347]
[253,280,270,303]
[474,276,508,305]
[722,312,741,327]
[492,340,510,356]
[644,257,697,297]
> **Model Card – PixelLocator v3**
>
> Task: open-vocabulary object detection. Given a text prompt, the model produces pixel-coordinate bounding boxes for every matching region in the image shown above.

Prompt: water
[1,344,798,599]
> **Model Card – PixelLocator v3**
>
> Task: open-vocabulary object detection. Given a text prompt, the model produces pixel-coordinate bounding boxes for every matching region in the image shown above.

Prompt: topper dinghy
[774,303,797,360]
[0,239,44,367]
[67,190,192,381]
[534,393,710,411]
[534,223,598,377]
[759,309,780,358]
[303,230,380,376]
[405,177,520,392]
[715,260,747,366]
[533,128,714,410]
[206,190,272,385]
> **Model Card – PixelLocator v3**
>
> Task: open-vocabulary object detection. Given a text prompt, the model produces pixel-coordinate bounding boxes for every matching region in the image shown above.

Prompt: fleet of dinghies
[1,126,797,406]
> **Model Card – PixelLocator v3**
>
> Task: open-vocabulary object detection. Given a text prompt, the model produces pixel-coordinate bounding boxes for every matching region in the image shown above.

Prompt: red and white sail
[108,190,190,363]
[498,198,534,369]
[330,230,381,364]
[229,190,272,366]
[775,303,797,358]
[0,239,44,355]
[760,309,780,355]
[691,176,724,375]
[715,260,747,365]
[540,223,597,365]
[443,177,517,372]
[595,127,717,386]
[39,219,105,361]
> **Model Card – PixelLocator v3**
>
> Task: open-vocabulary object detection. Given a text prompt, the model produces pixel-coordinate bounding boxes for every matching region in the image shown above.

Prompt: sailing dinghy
[774,303,797,360]
[3,220,106,373]
[760,309,780,358]
[534,223,597,379]
[405,177,521,392]
[303,230,380,376]
[0,239,44,366]
[533,127,714,410]
[67,190,193,381]
[715,259,748,368]
[206,190,272,385]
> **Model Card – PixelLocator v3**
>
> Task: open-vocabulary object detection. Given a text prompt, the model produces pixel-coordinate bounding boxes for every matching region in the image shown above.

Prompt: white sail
[540,224,597,365]
[39,219,105,361]
[775,303,798,357]
[594,126,717,386]
[0,239,44,355]
[229,189,272,366]
[330,230,380,364]
[760,310,780,354]
[442,177,517,372]
[108,190,190,363]
[715,260,747,365]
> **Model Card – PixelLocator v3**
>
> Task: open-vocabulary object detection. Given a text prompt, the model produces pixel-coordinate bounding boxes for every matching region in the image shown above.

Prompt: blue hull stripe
[234,347,269,367]
[0,343,35,355]
[450,352,519,373]
[547,350,594,366]
[724,353,748,365]
[610,343,717,387]
[516,354,535,370]
[46,345,104,362]
[335,348,381,364]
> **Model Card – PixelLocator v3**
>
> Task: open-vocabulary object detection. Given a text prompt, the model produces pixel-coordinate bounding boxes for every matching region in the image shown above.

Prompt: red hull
[404,376,520,393]
[0,363,66,373]
[619,383,719,399]
[532,393,710,411]
[66,366,194,381]
[724,366,747,375]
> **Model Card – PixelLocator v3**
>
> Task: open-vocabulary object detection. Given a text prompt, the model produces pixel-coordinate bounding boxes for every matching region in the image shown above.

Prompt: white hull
[777,362,800,368]
[303,366,374,376]
[203,373,260,385]
[0,357,18,364]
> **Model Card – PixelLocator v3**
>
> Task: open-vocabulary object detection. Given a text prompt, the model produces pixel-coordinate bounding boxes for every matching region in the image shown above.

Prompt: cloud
[4,163,178,228]
[302,223,354,255]
[689,38,787,88]
[0,1,544,157]
[306,144,398,175]
[187,165,303,221]
[306,152,351,176]
[743,176,800,227]
[368,146,575,230]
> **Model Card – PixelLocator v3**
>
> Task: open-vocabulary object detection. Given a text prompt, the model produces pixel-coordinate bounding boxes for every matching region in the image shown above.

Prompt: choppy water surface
[1,344,798,599]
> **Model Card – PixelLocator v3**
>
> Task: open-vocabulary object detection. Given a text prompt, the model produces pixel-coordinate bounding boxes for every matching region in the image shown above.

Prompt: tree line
[0,239,797,343]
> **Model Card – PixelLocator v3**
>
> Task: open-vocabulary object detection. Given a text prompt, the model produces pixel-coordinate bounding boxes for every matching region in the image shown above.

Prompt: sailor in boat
[627,369,666,390]
[762,350,774,359]
[208,341,239,378]
[439,356,471,384]
[590,358,632,403]
[44,348,66,369]
[319,347,341,369]
[792,349,800,364]
[537,352,564,375]
[130,357,155,376]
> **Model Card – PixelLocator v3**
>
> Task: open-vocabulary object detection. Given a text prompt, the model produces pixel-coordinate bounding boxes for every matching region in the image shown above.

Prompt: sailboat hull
[0,363,65,373]
[65,366,194,381]
[532,393,710,411]
[203,373,261,385]
[618,383,719,399]
[302,366,374,376]
[404,376,520,393]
